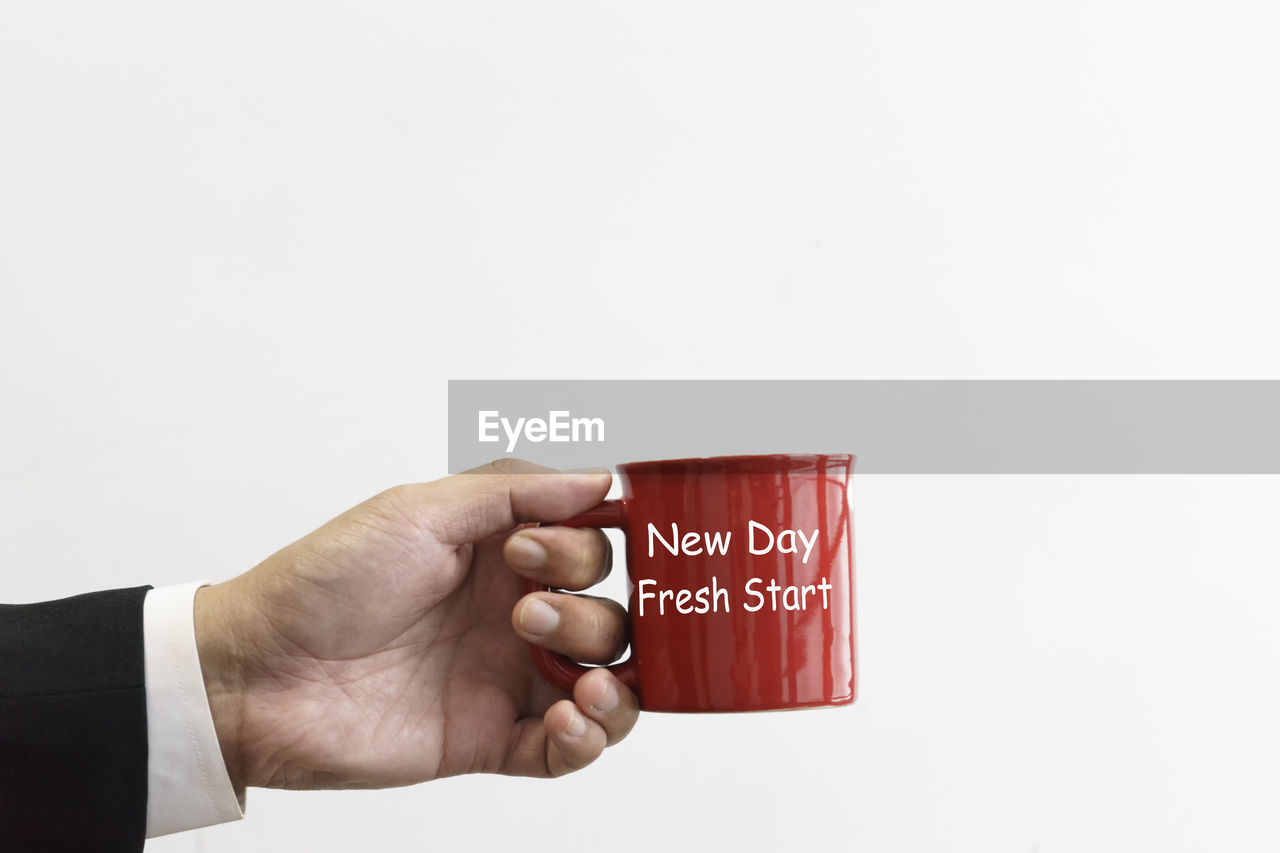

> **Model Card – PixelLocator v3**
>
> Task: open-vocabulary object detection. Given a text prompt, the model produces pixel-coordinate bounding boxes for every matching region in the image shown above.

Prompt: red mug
[527,453,856,712]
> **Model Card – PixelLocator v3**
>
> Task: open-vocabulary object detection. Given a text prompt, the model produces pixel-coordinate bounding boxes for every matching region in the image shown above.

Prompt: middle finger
[503,526,612,591]
[512,591,629,665]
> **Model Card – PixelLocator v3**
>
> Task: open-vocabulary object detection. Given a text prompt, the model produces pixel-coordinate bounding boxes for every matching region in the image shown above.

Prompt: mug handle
[523,499,640,695]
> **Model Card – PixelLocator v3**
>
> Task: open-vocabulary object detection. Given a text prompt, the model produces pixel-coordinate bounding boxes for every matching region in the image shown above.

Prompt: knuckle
[572,529,610,584]
[589,598,629,658]
[593,529,613,568]
[574,529,603,568]
[373,483,417,514]
[486,457,524,475]
[575,534,596,567]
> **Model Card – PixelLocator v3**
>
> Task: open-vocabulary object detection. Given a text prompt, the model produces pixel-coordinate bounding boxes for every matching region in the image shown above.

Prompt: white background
[2,2,1278,851]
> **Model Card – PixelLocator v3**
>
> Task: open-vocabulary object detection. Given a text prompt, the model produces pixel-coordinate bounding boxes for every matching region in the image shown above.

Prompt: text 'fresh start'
[637,576,834,615]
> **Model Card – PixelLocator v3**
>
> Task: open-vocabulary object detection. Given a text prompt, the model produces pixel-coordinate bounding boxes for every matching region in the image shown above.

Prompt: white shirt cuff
[143,582,245,837]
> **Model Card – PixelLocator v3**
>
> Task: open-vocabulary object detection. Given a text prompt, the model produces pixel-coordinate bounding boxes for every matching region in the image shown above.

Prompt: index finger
[388,459,613,545]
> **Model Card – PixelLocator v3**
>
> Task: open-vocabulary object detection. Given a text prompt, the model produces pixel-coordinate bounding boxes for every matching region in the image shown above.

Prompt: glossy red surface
[528,453,856,712]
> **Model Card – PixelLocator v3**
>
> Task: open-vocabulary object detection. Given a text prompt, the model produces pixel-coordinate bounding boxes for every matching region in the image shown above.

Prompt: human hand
[192,460,637,792]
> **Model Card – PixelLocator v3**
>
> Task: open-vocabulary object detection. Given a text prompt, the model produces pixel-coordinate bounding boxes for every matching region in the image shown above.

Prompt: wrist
[193,583,250,794]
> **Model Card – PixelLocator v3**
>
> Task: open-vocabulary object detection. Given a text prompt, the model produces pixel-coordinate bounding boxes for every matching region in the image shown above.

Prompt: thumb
[404,459,613,546]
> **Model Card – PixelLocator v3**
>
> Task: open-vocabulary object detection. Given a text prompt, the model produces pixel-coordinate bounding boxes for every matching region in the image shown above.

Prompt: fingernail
[519,597,560,636]
[592,678,619,714]
[565,708,587,737]
[567,466,611,476]
[506,534,547,569]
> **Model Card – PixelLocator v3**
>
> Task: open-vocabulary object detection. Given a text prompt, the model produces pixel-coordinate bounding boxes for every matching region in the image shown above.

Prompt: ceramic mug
[526,453,856,712]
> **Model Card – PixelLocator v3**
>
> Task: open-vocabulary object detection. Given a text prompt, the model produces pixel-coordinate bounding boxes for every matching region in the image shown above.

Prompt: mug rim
[618,452,855,476]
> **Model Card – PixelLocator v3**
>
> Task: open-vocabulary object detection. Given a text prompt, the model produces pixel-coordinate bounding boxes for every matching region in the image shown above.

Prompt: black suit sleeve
[0,587,152,852]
